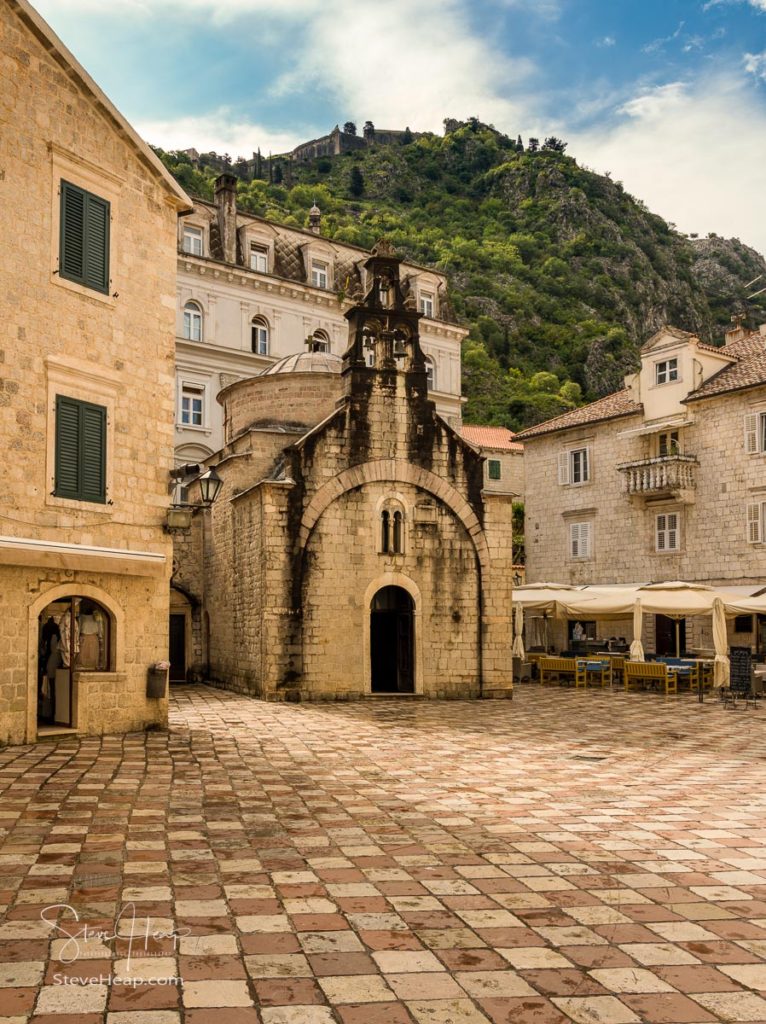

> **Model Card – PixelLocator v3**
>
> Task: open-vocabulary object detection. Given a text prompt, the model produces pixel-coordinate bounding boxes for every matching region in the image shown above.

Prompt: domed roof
[260,350,342,377]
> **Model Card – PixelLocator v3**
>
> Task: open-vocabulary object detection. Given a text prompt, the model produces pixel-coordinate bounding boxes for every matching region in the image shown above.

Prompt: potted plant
[146,660,170,698]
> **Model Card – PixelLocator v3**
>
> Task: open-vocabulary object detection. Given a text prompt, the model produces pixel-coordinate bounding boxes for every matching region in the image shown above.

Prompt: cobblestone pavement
[2,685,766,1023]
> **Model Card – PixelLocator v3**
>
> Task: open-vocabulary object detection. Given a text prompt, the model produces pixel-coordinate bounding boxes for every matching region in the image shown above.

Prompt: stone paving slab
[0,684,765,1022]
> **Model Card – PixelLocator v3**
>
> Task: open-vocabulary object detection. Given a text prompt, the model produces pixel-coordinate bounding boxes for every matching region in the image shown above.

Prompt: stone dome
[260,350,342,377]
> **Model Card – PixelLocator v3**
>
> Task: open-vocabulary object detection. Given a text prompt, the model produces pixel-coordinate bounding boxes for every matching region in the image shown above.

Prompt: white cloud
[573,75,766,254]
[134,110,303,156]
[597,36,616,47]
[704,0,766,10]
[272,0,535,133]
[744,50,766,79]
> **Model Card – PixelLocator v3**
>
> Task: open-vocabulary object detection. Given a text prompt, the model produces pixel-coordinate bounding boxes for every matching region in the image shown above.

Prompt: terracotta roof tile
[515,390,643,440]
[686,332,766,402]
[460,425,524,451]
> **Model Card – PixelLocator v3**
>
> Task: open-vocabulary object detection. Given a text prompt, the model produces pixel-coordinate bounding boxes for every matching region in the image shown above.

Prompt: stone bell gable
[191,242,514,701]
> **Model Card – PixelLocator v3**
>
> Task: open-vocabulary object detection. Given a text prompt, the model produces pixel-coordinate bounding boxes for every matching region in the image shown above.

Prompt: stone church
[175,243,514,700]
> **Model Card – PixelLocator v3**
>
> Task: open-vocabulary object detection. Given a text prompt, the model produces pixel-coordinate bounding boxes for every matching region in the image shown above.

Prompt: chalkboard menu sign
[730,646,753,694]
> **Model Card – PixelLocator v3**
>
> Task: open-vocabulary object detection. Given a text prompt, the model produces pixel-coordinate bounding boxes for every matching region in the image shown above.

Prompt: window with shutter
[59,181,110,294]
[656,511,680,552]
[570,522,592,558]
[55,395,107,503]
[488,459,501,480]
[558,451,570,485]
[744,413,760,454]
[747,502,763,544]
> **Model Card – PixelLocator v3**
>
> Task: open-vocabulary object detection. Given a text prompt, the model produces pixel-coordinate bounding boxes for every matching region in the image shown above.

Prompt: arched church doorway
[37,596,111,728]
[370,586,414,693]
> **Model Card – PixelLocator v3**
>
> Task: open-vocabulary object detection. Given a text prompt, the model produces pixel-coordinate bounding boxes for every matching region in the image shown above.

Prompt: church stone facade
[175,244,514,700]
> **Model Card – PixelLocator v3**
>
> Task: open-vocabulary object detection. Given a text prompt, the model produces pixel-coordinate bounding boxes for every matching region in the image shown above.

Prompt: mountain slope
[157,121,766,429]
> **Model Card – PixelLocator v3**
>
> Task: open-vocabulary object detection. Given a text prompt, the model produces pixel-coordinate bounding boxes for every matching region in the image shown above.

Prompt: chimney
[214,173,238,264]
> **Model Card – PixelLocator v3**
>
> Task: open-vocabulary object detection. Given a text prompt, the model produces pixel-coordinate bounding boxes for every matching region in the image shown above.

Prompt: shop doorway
[169,614,187,683]
[656,614,686,656]
[37,597,110,728]
[370,586,414,693]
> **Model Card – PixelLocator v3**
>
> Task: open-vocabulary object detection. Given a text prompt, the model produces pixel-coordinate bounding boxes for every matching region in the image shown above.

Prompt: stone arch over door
[299,460,490,577]
[26,583,125,742]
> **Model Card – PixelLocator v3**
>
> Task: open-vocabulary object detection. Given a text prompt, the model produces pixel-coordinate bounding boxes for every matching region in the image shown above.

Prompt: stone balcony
[617,453,698,499]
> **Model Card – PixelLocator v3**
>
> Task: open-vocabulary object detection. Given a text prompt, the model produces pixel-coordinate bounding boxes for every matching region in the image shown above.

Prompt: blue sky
[36,0,766,253]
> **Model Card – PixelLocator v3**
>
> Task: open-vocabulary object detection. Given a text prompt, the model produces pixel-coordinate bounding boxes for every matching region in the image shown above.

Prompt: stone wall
[222,372,342,442]
[0,4,186,742]
[301,481,481,699]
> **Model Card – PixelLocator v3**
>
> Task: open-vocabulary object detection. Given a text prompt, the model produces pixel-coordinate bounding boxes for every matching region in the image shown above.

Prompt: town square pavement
[1,684,766,1023]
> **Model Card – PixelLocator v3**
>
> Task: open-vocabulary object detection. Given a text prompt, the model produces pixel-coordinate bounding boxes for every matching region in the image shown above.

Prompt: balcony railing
[617,454,697,495]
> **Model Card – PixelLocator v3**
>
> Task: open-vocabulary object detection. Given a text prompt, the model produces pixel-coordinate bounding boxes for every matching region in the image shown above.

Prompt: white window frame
[311,330,330,353]
[180,382,205,428]
[655,357,679,386]
[420,293,434,318]
[252,317,269,356]
[182,225,203,257]
[558,446,591,486]
[183,302,203,342]
[311,260,329,289]
[569,521,592,559]
[250,243,268,273]
[747,501,766,544]
[425,357,436,391]
[657,430,680,457]
[656,511,680,552]
[744,412,766,455]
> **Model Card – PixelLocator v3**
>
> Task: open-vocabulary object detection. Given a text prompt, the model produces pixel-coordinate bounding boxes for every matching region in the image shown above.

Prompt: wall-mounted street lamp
[197,466,223,506]
[165,464,224,533]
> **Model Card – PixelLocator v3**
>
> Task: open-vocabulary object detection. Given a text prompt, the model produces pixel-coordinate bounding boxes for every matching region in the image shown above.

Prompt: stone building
[517,322,766,654]
[0,0,191,743]
[173,244,514,699]
[287,123,419,163]
[461,425,525,500]
[174,175,467,473]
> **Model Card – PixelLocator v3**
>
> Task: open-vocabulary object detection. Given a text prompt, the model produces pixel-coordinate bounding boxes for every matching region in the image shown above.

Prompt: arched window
[38,596,113,726]
[183,301,203,342]
[392,511,403,554]
[252,316,269,355]
[381,510,390,553]
[311,329,330,353]
[379,501,405,555]
[425,356,436,391]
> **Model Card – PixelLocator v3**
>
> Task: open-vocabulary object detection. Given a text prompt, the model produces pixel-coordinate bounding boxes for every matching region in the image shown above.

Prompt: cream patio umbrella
[512,602,525,660]
[637,581,718,658]
[631,599,645,662]
[712,597,730,688]
[512,583,585,654]
[553,588,639,650]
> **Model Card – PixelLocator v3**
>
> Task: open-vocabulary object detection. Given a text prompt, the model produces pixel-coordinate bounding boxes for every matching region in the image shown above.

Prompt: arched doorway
[370,586,414,693]
[37,596,111,727]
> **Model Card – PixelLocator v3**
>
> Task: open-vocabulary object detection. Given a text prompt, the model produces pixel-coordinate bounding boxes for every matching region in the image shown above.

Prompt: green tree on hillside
[349,166,365,197]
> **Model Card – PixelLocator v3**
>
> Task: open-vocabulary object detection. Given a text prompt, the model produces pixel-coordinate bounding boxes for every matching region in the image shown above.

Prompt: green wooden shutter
[80,402,106,502]
[59,181,110,294]
[55,396,81,498]
[60,182,85,283]
[55,396,107,503]
[84,193,110,293]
